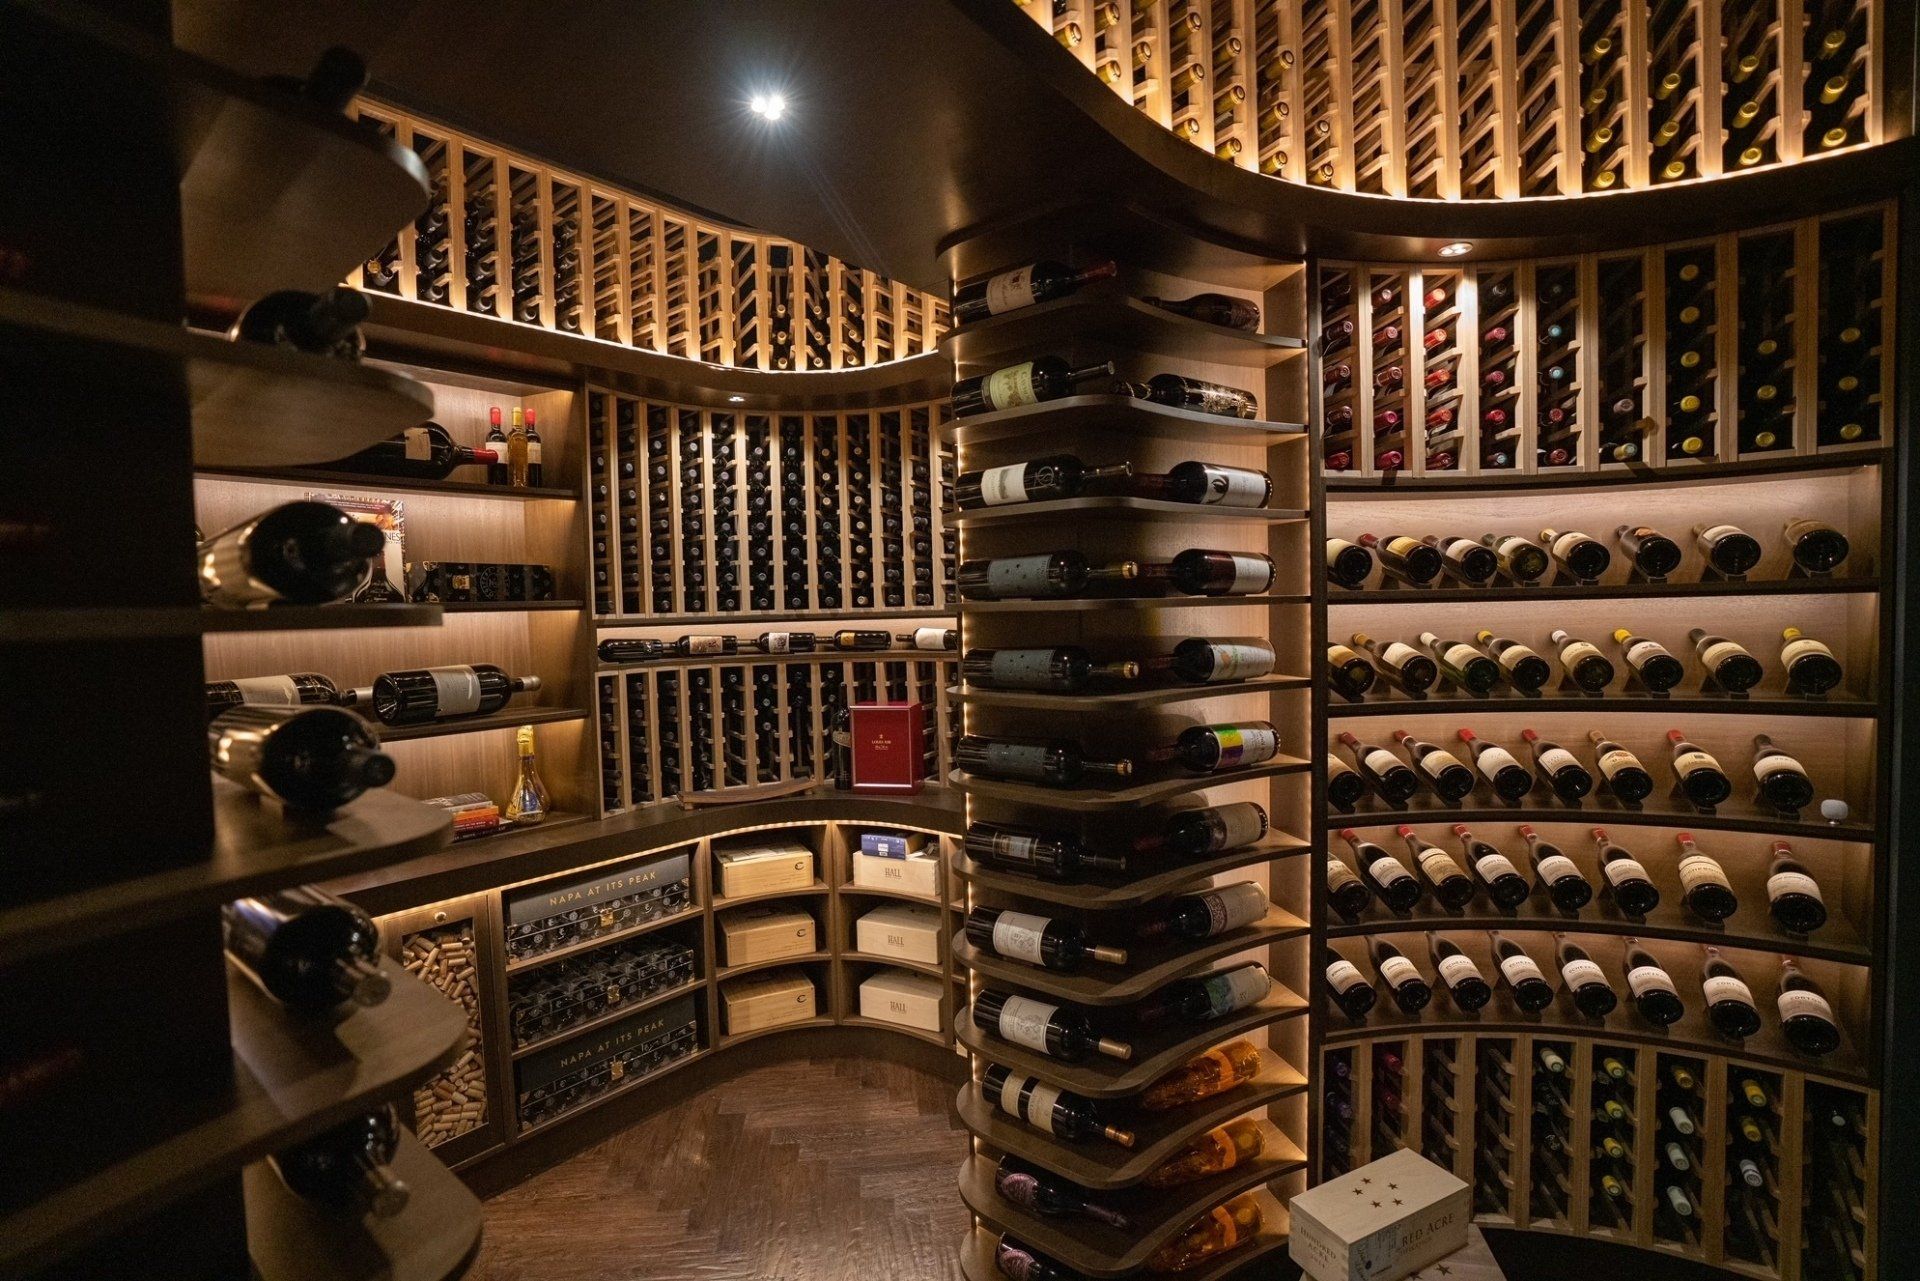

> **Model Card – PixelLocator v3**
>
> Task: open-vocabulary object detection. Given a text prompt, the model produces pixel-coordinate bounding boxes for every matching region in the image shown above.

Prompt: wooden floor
[466,1051,972,1281]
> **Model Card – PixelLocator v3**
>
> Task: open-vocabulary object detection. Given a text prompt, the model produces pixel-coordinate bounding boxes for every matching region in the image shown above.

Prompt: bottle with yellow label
[505,723,548,825]
[1144,1192,1263,1272]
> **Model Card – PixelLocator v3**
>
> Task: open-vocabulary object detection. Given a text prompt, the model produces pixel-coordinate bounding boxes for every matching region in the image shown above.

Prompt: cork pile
[402,922,488,1148]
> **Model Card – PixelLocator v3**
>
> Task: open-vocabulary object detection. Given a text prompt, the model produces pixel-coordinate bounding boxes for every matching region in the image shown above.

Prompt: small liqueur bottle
[505,723,549,825]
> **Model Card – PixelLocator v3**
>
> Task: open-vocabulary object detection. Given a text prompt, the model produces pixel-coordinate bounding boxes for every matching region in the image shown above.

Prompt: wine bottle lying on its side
[209,703,394,811]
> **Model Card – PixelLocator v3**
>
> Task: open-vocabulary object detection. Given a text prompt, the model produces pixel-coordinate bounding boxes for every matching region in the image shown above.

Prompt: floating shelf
[1325,451,1887,496]
[942,394,1306,450]
[1329,688,1880,720]
[509,977,706,1061]
[198,464,577,501]
[1327,577,1880,606]
[949,675,1309,713]
[0,783,450,969]
[958,593,1306,614]
[952,906,1310,1006]
[441,600,584,614]
[715,950,832,983]
[0,603,444,643]
[373,706,588,743]
[943,290,1306,369]
[955,1191,1293,1281]
[1329,793,1874,841]
[951,834,1311,912]
[945,498,1309,527]
[200,604,445,634]
[951,756,1311,813]
[709,880,832,913]
[841,951,946,980]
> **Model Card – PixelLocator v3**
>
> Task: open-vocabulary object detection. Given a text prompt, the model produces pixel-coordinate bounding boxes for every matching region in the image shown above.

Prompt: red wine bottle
[1356,532,1443,585]
[1751,733,1815,810]
[198,501,387,607]
[1373,939,1432,1012]
[1137,882,1270,940]
[1613,629,1686,692]
[1782,517,1850,574]
[1587,730,1655,802]
[1690,629,1764,693]
[1142,373,1259,419]
[973,990,1132,1061]
[1555,935,1618,1017]
[1327,948,1378,1018]
[956,454,1117,508]
[1519,824,1592,910]
[1430,935,1493,1012]
[951,357,1116,416]
[1775,957,1841,1055]
[981,1063,1133,1146]
[1674,833,1738,921]
[1131,802,1268,858]
[957,551,1139,600]
[324,423,501,480]
[1667,729,1734,807]
[1453,824,1531,909]
[1144,292,1262,330]
[1398,824,1476,909]
[1779,626,1843,694]
[1522,727,1594,801]
[1137,549,1275,596]
[1338,730,1420,802]
[1624,939,1686,1026]
[1765,841,1828,933]
[966,907,1127,972]
[951,259,1118,324]
[1327,856,1373,919]
[354,664,541,725]
[230,286,370,361]
[1394,731,1476,803]
[269,1105,410,1217]
[1341,829,1422,912]
[961,647,1139,692]
[1594,827,1661,915]
[956,735,1132,787]
[1492,932,1555,1012]
[965,821,1128,881]
[1476,630,1552,692]
[1135,962,1271,1026]
[208,705,394,811]
[204,672,341,720]
[1457,727,1534,801]
[223,886,390,1011]
[1701,946,1762,1038]
[1326,537,1375,589]
[1143,721,1280,773]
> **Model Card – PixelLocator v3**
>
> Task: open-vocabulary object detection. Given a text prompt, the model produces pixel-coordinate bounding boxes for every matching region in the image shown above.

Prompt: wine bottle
[955,454,1117,508]
[956,551,1138,600]
[1144,1193,1263,1273]
[597,638,671,664]
[1142,373,1260,419]
[1394,731,1476,803]
[1136,963,1271,1026]
[208,704,394,811]
[981,1063,1133,1146]
[1353,632,1438,694]
[1143,292,1262,330]
[830,629,893,652]
[1356,532,1443,585]
[484,405,511,485]
[1587,730,1655,803]
[1556,935,1618,1016]
[972,990,1132,1061]
[992,1237,1088,1281]
[1420,631,1500,694]
[223,886,390,1011]
[897,628,957,652]
[1489,932,1555,1012]
[993,1157,1130,1228]
[1124,460,1273,510]
[1453,824,1532,909]
[1475,630,1552,693]
[950,357,1116,416]
[1337,729,1421,802]
[229,286,370,361]
[951,259,1118,324]
[1614,524,1684,578]
[1612,629,1685,693]
[1373,939,1433,1012]
[269,1106,410,1218]
[323,423,501,480]
[1341,829,1423,912]
[1457,727,1534,802]
[965,820,1128,881]
[1398,825,1476,910]
[1779,626,1844,694]
[1143,721,1280,774]
[1688,521,1765,577]
[1668,729,1734,807]
[505,723,548,825]
[1701,946,1763,1038]
[263,44,368,114]
[1783,517,1850,574]
[1521,728,1593,801]
[1131,802,1268,858]
[966,907,1127,971]
[205,672,341,720]
[961,646,1139,692]
[1326,537,1375,589]
[955,734,1132,787]
[1139,1039,1263,1110]
[1776,957,1842,1055]
[1751,733,1815,810]
[1594,827,1662,915]
[1137,549,1275,596]
[1430,935,1494,1012]
[1519,824,1593,910]
[1625,939,1686,1026]
[522,407,543,486]
[1539,527,1612,580]
[1674,833,1738,921]
[1690,628,1764,693]
[1137,882,1270,941]
[1142,1118,1265,1189]
[1766,841,1828,933]
[1152,638,1276,685]
[1549,629,1616,692]
[1327,948,1379,1018]
[352,665,541,725]
[1425,535,1499,585]
[198,501,388,607]
[1481,534,1551,584]
[1327,856,1373,920]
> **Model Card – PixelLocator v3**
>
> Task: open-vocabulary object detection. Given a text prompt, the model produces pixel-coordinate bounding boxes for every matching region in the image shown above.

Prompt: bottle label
[1700,524,1743,543]
[1208,724,1277,768]
[989,649,1065,688]
[912,627,949,650]
[1226,554,1273,593]
[1776,989,1835,1022]
[1387,536,1421,557]
[1497,645,1536,672]
[1598,748,1638,777]
[1364,748,1401,775]
[1325,539,1358,566]
[1673,749,1719,776]
[229,675,301,705]
[1476,852,1520,881]
[761,633,792,653]
[1538,747,1579,774]
[1560,640,1602,665]
[1444,642,1480,670]
[979,462,1030,506]
[1768,870,1823,901]
[526,437,542,465]
[1782,637,1834,664]
[1203,965,1271,1016]
[997,1072,1062,1134]
[985,266,1038,315]
[1200,643,1275,682]
[1215,802,1267,849]
[686,636,728,655]
[1196,882,1269,934]
[1370,856,1412,886]
[1438,954,1479,986]
[1195,465,1268,507]
[1381,642,1420,666]
[1379,955,1419,987]
[427,666,483,715]
[996,995,1059,1052]
[1603,857,1650,886]
[990,911,1051,965]
[1701,640,1748,669]
[1753,755,1808,782]
[1497,536,1530,557]
[1477,746,1523,776]
[985,363,1040,411]
[1326,959,1365,989]
[1679,853,1731,891]
[983,555,1055,596]
[1417,848,1461,883]
[982,741,1049,776]
[1628,964,1677,997]
[1499,952,1546,986]
[1625,639,1667,667]
[1704,974,1755,1006]
[1420,750,1464,779]
[403,426,431,460]
[993,833,1039,866]
[1551,530,1589,559]
[1561,958,1606,988]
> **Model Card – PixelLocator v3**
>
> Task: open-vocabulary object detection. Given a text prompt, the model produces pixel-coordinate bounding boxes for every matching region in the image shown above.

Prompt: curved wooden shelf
[199,463,577,502]
[840,883,946,909]
[1326,450,1887,496]
[1330,792,1874,841]
[942,393,1306,449]
[374,706,587,743]
[959,592,1307,614]
[841,951,946,980]
[956,1194,1293,1281]
[957,1124,1305,1277]
[440,600,582,614]
[201,605,446,634]
[953,756,1311,812]
[839,1015,951,1047]
[954,1048,1306,1190]
[714,1016,839,1051]
[955,988,1307,1098]
[943,290,1305,369]
[242,1128,480,1281]
[1329,688,1879,721]
[945,497,1309,528]
[949,675,1309,713]
[710,880,832,913]
[951,907,1310,1006]
[951,834,1311,911]
[715,951,832,983]
[1328,576,1880,606]
[510,977,706,1060]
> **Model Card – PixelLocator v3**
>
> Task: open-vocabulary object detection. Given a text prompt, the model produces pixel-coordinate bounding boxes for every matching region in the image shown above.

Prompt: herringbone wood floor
[467,1052,971,1281]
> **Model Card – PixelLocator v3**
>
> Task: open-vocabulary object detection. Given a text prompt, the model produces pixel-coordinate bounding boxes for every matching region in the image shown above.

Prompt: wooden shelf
[837,1015,950,1047]
[951,756,1311,813]
[0,783,450,969]
[1326,451,1887,496]
[201,604,446,634]
[0,603,444,643]
[942,394,1306,450]
[509,978,706,1061]
[956,1193,1293,1281]
[839,883,946,909]
[198,464,577,501]
[373,706,588,743]
[954,988,1308,1098]
[841,951,946,979]
[243,1129,480,1281]
[958,593,1306,614]
[951,835,1311,911]
[714,1016,838,1050]
[715,951,832,982]
[943,290,1306,369]
[1329,792,1875,841]
[442,600,583,613]
[945,498,1309,527]
[949,675,1309,713]
[597,646,956,674]
[1329,688,1880,720]
[952,907,1310,1006]
[953,1048,1307,1190]
[1327,577,1880,606]
[501,904,701,975]
[710,880,832,913]
[595,606,954,628]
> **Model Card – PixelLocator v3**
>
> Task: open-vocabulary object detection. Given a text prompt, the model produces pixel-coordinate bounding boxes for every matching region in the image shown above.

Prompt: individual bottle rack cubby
[346,101,948,369]
[1017,0,1887,197]
[1318,202,1893,480]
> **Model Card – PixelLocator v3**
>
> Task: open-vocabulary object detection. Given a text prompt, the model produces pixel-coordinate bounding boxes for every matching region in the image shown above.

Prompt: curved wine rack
[1017,0,1893,200]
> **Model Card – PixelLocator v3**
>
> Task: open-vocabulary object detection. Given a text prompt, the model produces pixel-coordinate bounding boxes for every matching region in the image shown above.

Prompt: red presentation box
[851,701,926,794]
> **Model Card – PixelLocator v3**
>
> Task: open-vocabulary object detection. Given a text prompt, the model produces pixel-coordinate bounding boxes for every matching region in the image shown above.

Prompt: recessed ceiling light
[749,92,787,121]
[1438,241,1472,258]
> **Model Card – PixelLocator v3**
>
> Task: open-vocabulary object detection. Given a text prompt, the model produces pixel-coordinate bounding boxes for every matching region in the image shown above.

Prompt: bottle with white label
[1554,935,1618,1017]
[1340,829,1424,912]
[1490,932,1556,1012]
[1420,631,1501,694]
[1156,637,1277,685]
[1689,627,1765,693]
[981,1063,1134,1146]
[1452,824,1532,909]
[1700,946,1763,1039]
[950,259,1118,324]
[1519,824,1593,911]
[896,627,958,652]
[1593,827,1662,916]
[1429,934,1493,1012]
[1327,537,1376,589]
[1549,628,1616,692]
[1779,625,1843,694]
[1457,727,1535,802]
[1612,628,1687,692]
[1521,728,1595,801]
[1328,752,1368,810]
[971,989,1132,1061]
[1766,841,1828,933]
[1479,533,1551,584]
[1327,856,1373,920]
[964,907,1128,972]
[1783,516,1851,575]
[950,356,1117,417]
[1132,802,1269,858]
[1398,824,1477,909]
[1423,534,1499,585]
[1327,642,1378,699]
[1371,939,1433,1012]
[1136,962,1272,1025]
[205,672,342,721]
[1135,549,1276,597]
[1356,532,1443,585]
[1586,730,1655,803]
[1353,632,1438,694]
[357,664,541,725]
[1674,832,1739,921]
[1327,948,1378,1019]
[1130,461,1273,508]
[1393,730,1477,803]
[1624,939,1686,1026]
[1337,729,1421,803]
[955,454,1112,508]
[1693,522,1765,576]
[1776,957,1842,1055]
[1138,881,1270,941]
[1539,527,1612,581]
[1751,733,1816,811]
[1474,629,1553,693]
[1667,729,1734,807]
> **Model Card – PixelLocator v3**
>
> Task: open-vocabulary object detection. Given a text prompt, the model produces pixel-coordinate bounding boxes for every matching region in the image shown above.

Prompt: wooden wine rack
[1019,0,1889,198]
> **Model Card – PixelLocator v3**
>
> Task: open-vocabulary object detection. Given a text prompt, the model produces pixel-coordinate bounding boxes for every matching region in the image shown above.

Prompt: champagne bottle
[1143,292,1262,331]
[1327,642,1378,699]
[1594,827,1661,916]
[1612,628,1686,692]
[204,672,341,721]
[1701,946,1763,1038]
[209,704,394,811]
[269,1106,410,1217]
[1475,630,1552,693]
[1779,626,1844,694]
[1614,524,1684,578]
[1556,934,1618,1016]
[1766,841,1828,933]
[1326,537,1375,589]
[1341,829,1423,912]
[955,735,1132,787]
[1338,729,1421,802]
[951,259,1118,324]
[1327,856,1373,919]
[1137,882,1270,941]
[1327,947,1378,1018]
[1136,962,1271,1026]
[229,286,370,361]
[1131,802,1269,858]
[1481,533,1551,584]
[1142,1118,1265,1188]
[961,646,1140,692]
[1139,1039,1264,1110]
[1522,728,1594,801]
[1453,824,1532,908]
[198,501,388,607]
[1144,1192,1262,1272]
[950,357,1116,416]
[1668,728,1734,806]
[1143,721,1281,773]
[1776,957,1842,1055]
[1520,824,1593,910]
[1586,730,1655,803]
[972,990,1132,1061]
[1399,825,1476,910]
[1625,939,1686,1026]
[966,907,1127,972]
[1373,939,1433,1012]
[1420,631,1501,694]
[1751,733,1815,810]
[982,1063,1133,1145]
[1328,752,1367,809]
[505,723,548,825]
[354,664,541,725]
[1430,935,1494,1012]
[1424,535,1499,585]
[1491,932,1555,1012]
[1394,730,1476,803]
[992,1157,1130,1228]
[1549,628,1616,692]
[1457,728,1534,802]
[1690,628,1764,693]
[1356,532,1443,585]
[1783,517,1850,574]
[223,886,390,1011]
[965,820,1128,881]
[1693,522,1765,576]
[1539,527,1612,580]
[957,551,1140,600]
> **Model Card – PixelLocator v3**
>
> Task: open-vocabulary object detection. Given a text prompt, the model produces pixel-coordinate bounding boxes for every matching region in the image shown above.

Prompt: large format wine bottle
[1143,721,1280,773]
[204,672,342,720]
[229,286,370,361]
[353,664,541,725]
[1337,730,1420,802]
[1624,939,1686,1026]
[1327,947,1378,1018]
[1667,729,1734,806]
[1475,630,1552,692]
[1131,802,1268,858]
[1135,963,1271,1026]
[950,357,1116,416]
[1430,935,1493,1012]
[993,1156,1130,1229]
[956,551,1138,600]
[1136,549,1275,596]
[1701,946,1763,1038]
[1766,841,1828,933]
[1457,727,1534,801]
[323,423,501,480]
[965,907,1127,972]
[1137,882,1270,941]
[1751,733,1816,810]
[981,1063,1133,1146]
[972,989,1132,1061]
[960,646,1139,692]
[198,501,387,607]
[269,1106,410,1217]
[209,704,395,811]
[965,820,1128,881]
[223,885,391,1011]
[1341,829,1423,912]
[1594,827,1661,915]
[951,259,1118,324]
[1519,824,1593,910]
[955,734,1131,787]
